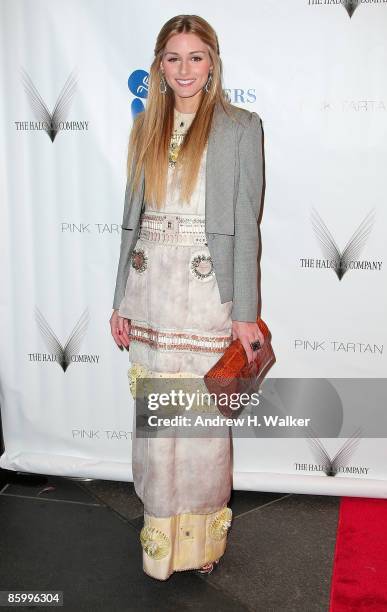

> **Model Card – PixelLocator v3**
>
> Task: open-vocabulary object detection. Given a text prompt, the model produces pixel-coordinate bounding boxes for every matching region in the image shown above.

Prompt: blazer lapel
[205,103,236,235]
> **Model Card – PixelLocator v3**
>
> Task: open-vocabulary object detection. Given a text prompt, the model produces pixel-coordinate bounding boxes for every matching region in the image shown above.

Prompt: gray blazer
[113,102,264,322]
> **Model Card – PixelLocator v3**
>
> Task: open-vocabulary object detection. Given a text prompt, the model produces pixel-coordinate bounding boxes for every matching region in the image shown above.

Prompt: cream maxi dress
[118,108,234,580]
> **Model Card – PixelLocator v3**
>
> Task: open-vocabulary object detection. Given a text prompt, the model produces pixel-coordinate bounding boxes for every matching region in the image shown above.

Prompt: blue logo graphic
[128,69,149,118]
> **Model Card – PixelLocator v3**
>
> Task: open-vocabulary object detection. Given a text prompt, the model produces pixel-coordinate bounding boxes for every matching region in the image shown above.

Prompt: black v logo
[35,307,89,372]
[306,428,362,476]
[311,208,375,280]
[21,69,77,142]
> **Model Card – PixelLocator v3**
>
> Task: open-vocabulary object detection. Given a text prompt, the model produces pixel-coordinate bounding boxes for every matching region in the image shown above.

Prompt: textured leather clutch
[204,317,275,419]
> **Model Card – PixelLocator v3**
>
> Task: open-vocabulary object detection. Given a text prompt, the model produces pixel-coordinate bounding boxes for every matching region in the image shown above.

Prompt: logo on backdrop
[128,69,149,118]
[307,0,360,19]
[224,89,256,105]
[15,68,89,141]
[28,307,99,371]
[300,208,382,278]
[127,68,256,119]
[294,429,370,476]
[60,223,120,235]
[294,338,383,355]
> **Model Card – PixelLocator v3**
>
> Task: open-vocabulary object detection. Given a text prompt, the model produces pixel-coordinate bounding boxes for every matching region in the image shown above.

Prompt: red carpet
[329,497,387,611]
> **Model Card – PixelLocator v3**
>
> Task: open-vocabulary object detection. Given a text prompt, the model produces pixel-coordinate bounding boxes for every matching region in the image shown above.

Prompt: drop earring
[204,72,213,93]
[160,73,167,94]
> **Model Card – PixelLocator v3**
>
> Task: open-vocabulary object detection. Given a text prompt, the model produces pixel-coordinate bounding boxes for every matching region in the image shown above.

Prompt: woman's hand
[232,319,265,364]
[110,309,131,349]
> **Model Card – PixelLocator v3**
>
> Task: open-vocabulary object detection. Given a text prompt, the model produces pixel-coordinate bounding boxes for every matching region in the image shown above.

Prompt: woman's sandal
[197,559,220,574]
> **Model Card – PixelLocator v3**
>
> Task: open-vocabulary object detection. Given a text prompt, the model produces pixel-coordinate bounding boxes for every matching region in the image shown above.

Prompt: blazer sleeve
[112,115,146,310]
[112,179,135,310]
[230,111,264,322]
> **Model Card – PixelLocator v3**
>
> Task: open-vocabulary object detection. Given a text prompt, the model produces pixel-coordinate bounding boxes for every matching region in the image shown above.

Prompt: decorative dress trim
[128,363,203,399]
[140,526,170,560]
[140,506,231,578]
[128,323,232,354]
[209,507,233,541]
[131,248,148,273]
[128,363,220,410]
[190,252,215,281]
[139,212,207,246]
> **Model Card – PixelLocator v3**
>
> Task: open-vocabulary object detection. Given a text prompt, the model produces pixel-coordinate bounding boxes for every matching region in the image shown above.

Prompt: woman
[110,14,264,580]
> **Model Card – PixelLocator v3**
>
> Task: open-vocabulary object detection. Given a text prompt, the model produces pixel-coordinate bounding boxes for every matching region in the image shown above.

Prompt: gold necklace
[169,111,195,167]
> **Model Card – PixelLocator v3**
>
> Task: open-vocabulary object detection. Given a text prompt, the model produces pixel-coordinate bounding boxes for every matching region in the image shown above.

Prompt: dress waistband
[138,211,207,246]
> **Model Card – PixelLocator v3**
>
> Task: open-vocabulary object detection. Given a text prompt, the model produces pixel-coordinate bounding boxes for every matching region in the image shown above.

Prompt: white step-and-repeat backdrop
[1,0,386,497]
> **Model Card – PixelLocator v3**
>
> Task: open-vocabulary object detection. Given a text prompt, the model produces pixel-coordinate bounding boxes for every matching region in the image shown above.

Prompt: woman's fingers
[255,326,265,348]
[110,310,130,349]
[123,317,130,336]
[117,315,130,348]
[110,311,123,348]
[232,320,265,364]
[120,317,131,347]
[240,336,254,364]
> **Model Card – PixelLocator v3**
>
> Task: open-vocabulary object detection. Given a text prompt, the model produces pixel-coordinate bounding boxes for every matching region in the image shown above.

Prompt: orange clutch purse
[204,317,275,419]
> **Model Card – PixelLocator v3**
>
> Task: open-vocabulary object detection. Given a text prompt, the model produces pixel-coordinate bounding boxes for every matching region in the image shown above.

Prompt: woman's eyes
[167,56,203,62]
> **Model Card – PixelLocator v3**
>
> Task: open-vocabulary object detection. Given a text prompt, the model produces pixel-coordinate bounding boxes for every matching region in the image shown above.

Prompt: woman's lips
[175,79,195,87]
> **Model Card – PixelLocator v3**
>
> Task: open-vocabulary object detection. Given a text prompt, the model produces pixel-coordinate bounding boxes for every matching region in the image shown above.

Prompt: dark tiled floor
[0,471,339,611]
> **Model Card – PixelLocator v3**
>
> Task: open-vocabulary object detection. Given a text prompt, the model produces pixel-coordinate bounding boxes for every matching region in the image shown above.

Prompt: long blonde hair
[127,14,235,209]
